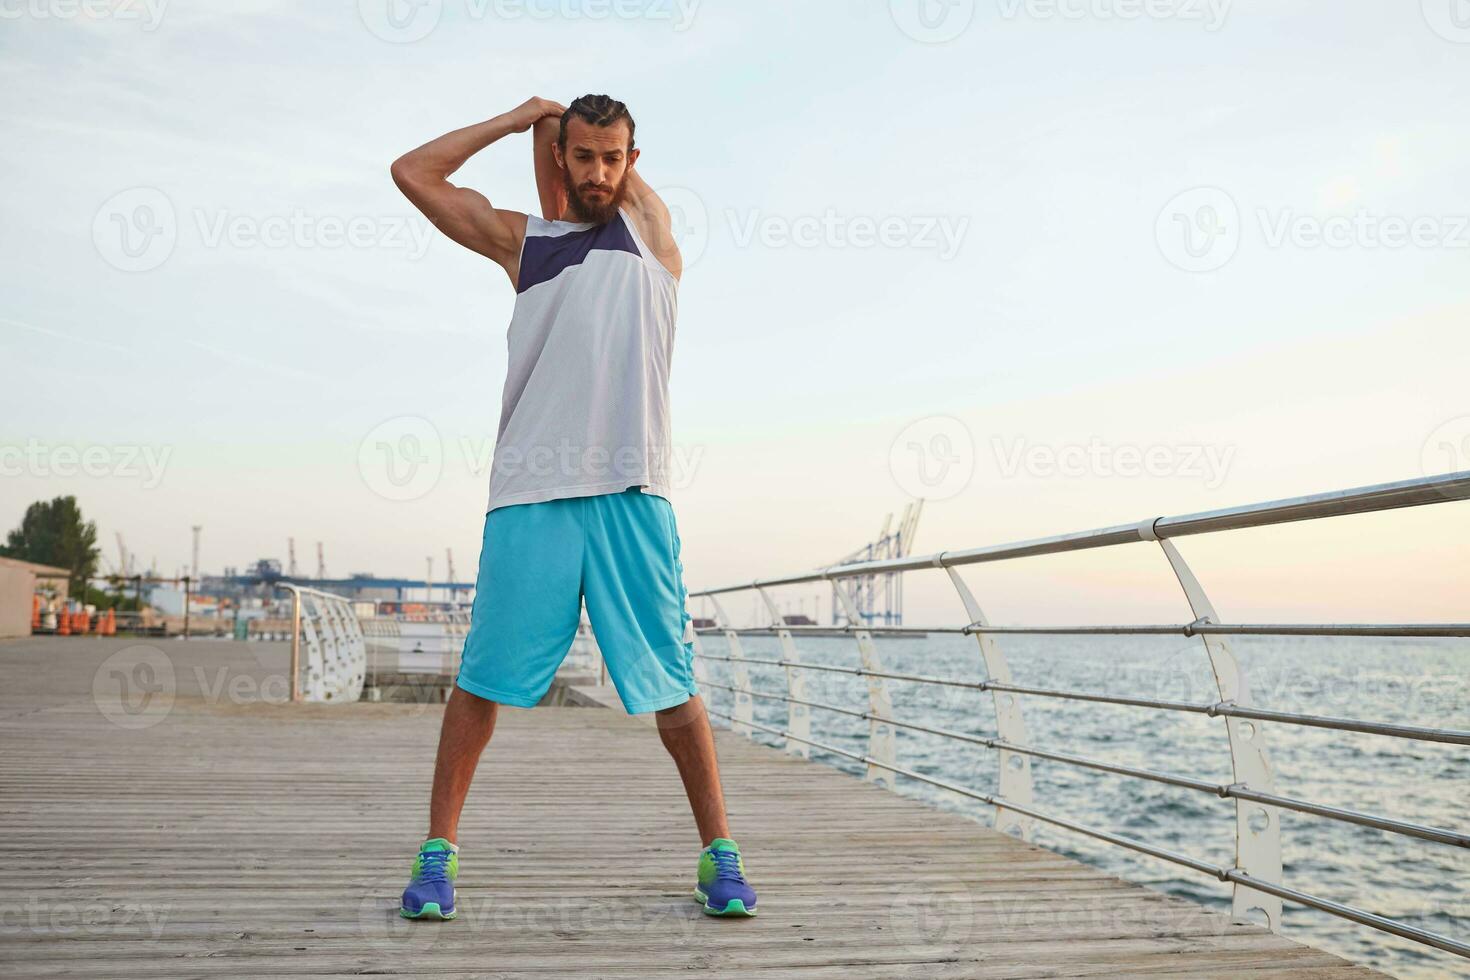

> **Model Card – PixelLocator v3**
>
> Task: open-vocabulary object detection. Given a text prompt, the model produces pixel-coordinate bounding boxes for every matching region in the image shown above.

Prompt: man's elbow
[532,115,560,143]
[389,155,417,191]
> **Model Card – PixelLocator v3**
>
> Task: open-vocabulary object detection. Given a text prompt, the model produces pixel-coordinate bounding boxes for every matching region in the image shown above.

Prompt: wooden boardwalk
[0,637,1382,978]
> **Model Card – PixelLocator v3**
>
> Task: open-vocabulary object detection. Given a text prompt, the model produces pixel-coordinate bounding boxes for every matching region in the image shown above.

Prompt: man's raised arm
[532,115,567,221]
[620,167,683,281]
[391,97,565,284]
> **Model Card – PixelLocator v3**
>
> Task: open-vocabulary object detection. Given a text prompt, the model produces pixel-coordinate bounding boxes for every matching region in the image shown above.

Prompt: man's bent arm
[391,97,563,281]
[621,167,683,281]
[532,115,567,221]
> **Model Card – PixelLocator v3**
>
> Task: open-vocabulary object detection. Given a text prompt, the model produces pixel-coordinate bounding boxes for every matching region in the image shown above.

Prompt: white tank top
[486,207,679,512]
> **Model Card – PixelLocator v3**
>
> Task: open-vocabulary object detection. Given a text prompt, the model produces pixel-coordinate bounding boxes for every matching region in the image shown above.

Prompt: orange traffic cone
[104,609,116,636]
[31,595,41,631]
[57,609,70,636]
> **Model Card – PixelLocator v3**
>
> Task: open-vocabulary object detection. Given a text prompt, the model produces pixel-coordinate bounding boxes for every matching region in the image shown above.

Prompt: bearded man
[388,94,756,921]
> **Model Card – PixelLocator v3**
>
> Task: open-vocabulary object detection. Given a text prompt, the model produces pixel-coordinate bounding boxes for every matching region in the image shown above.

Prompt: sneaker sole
[693,887,756,917]
[400,901,457,920]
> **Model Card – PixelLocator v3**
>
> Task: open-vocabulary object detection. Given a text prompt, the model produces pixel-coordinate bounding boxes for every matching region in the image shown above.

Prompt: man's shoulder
[497,209,531,236]
[616,204,681,282]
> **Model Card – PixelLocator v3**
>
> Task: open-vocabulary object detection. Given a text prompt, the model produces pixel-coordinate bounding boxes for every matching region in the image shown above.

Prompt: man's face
[556,117,637,224]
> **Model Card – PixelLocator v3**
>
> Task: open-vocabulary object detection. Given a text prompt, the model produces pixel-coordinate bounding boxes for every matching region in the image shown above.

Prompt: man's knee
[656,692,700,713]
[655,693,703,729]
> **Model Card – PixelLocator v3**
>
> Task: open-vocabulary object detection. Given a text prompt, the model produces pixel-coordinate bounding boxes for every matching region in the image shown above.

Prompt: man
[389,94,756,920]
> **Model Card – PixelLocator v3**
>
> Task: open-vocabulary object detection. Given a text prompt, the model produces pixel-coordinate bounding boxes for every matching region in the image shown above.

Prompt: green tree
[1,496,100,597]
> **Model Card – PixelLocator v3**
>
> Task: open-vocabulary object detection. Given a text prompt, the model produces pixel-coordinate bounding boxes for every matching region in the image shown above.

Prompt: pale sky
[2,0,1468,625]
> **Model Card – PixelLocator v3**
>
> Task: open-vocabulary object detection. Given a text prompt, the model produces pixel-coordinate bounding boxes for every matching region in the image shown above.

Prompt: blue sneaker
[400,838,458,920]
[694,837,757,916]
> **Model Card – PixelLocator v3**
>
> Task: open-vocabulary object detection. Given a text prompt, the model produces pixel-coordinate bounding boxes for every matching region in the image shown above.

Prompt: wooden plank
[0,638,1385,978]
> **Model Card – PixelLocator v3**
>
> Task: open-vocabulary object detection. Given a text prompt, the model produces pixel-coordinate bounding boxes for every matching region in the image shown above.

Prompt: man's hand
[507,97,566,133]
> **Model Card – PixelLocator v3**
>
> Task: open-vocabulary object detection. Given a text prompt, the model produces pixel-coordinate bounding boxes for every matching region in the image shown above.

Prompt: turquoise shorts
[456,486,699,714]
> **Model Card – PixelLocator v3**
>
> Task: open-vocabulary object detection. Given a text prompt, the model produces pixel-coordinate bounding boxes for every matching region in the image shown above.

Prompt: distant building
[202,565,472,605]
[0,557,70,638]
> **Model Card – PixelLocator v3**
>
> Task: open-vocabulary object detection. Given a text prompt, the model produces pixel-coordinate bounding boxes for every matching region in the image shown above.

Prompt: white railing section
[689,471,1470,960]
[278,584,366,703]
[355,609,602,684]
[360,615,470,676]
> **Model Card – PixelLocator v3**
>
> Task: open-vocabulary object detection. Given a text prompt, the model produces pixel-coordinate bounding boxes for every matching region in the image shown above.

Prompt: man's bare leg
[655,693,731,846]
[427,687,500,844]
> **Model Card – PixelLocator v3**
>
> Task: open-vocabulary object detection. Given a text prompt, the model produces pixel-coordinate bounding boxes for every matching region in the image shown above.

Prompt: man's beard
[562,168,628,224]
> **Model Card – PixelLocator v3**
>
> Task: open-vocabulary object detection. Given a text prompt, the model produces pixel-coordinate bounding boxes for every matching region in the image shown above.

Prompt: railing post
[756,586,810,758]
[707,595,753,736]
[831,580,897,788]
[288,588,302,704]
[318,594,345,700]
[1155,532,1284,931]
[316,595,336,695]
[300,594,324,701]
[371,616,381,691]
[689,624,708,687]
[341,598,366,701]
[942,563,1037,840]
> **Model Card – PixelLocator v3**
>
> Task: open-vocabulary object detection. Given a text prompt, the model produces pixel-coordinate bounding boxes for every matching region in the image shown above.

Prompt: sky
[2,0,1468,626]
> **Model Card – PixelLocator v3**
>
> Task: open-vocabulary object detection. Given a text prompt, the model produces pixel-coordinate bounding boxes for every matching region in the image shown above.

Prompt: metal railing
[360,614,470,681]
[278,584,367,703]
[689,471,1470,960]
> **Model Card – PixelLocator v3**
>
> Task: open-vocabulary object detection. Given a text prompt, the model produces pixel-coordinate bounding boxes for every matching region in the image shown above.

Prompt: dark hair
[558,94,635,151]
